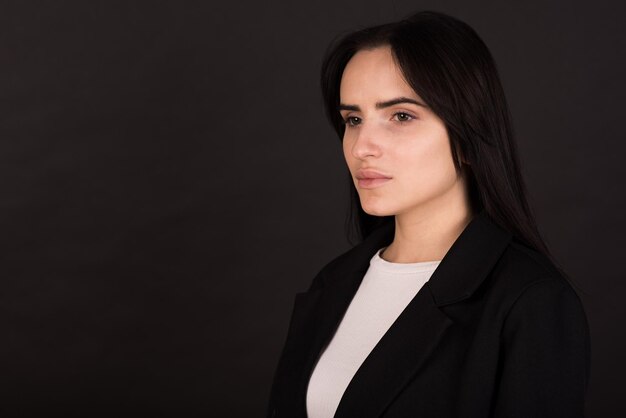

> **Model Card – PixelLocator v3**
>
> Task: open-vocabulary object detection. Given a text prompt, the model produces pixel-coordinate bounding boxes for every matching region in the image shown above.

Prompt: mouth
[357,177,392,189]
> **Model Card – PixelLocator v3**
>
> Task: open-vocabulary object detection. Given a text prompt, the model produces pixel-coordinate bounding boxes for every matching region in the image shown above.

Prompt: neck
[381,180,474,264]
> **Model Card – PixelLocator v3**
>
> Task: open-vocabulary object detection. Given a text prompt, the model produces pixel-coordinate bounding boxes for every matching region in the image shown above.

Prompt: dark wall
[1,0,624,416]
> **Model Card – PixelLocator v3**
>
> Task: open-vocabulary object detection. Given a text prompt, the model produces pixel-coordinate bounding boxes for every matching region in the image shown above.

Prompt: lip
[355,168,392,189]
[357,177,392,189]
[355,168,392,180]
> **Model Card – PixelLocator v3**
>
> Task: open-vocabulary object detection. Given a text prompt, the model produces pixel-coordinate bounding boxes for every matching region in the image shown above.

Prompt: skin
[339,45,474,263]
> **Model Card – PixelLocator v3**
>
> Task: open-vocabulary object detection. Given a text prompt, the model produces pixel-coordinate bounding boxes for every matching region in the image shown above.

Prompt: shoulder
[304,222,393,292]
[496,242,590,384]
[491,237,572,297]
[489,237,588,335]
[305,243,364,292]
[489,242,590,413]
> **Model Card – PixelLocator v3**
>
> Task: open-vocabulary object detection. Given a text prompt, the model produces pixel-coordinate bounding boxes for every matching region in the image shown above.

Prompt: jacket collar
[316,208,512,305]
[275,208,512,418]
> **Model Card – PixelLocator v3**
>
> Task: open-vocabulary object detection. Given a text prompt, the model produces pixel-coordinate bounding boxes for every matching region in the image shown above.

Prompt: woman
[266,10,590,418]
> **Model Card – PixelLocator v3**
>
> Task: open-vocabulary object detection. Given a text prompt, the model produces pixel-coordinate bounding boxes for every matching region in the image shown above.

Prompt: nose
[348,123,382,160]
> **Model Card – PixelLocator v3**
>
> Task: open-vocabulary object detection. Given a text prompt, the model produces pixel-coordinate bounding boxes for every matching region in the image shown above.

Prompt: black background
[1,0,624,416]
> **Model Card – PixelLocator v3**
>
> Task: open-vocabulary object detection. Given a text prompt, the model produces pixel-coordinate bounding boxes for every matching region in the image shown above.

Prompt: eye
[342,116,362,127]
[392,112,414,123]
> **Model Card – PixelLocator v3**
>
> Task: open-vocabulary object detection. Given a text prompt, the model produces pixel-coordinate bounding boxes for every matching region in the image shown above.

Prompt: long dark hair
[320,10,580,290]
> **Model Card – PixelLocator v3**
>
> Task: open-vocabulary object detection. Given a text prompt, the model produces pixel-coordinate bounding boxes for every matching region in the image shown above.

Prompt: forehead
[340,46,416,101]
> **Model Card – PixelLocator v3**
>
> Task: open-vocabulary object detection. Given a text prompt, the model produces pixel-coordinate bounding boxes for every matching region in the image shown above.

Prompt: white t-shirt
[305,246,441,418]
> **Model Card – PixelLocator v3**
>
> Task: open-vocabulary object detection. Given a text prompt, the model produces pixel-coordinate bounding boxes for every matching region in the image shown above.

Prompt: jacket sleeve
[493,278,591,417]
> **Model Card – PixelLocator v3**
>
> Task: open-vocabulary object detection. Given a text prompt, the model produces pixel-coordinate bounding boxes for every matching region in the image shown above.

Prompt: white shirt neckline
[371,246,442,274]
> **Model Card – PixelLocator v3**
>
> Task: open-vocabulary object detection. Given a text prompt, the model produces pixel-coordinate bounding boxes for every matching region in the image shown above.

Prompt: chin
[360,202,396,217]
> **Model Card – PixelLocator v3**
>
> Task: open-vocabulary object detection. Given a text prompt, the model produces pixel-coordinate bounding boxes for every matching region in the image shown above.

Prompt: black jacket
[266,209,590,417]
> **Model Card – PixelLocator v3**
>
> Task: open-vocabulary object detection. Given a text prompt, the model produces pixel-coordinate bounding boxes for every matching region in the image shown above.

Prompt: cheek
[395,131,456,191]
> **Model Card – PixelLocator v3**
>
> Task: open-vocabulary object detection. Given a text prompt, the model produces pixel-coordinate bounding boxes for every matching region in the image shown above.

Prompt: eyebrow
[338,97,427,112]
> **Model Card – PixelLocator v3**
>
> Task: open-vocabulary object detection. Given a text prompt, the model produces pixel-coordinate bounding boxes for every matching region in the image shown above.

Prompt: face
[339,45,464,218]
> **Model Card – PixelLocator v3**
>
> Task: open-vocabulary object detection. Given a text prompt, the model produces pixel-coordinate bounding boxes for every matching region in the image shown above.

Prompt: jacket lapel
[277,209,512,418]
[334,281,453,417]
[279,223,396,416]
